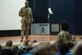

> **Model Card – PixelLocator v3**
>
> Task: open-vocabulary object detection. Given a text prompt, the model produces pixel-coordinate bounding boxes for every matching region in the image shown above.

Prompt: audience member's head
[73,41,82,55]
[6,40,13,47]
[32,42,40,50]
[58,43,69,55]
[23,40,28,46]
[32,40,37,44]
[60,21,69,31]
[50,41,58,52]
[33,46,55,55]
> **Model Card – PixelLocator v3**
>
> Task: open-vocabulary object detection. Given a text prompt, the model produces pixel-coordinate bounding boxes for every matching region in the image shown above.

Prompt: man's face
[25,1,29,7]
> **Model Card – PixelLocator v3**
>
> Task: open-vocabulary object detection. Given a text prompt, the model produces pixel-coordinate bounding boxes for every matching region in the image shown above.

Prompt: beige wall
[0,0,25,30]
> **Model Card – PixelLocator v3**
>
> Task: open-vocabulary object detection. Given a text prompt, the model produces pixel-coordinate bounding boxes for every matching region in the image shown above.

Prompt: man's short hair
[60,21,69,31]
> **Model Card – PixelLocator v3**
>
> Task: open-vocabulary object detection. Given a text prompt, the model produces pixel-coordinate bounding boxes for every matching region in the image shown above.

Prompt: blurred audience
[58,43,73,55]
[21,42,40,55]
[73,41,82,55]
[33,46,55,55]
[50,41,59,55]
[0,48,16,55]
[18,40,29,55]
[5,40,13,49]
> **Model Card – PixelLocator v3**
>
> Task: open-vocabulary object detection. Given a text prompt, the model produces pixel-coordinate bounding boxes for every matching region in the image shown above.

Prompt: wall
[0,0,25,30]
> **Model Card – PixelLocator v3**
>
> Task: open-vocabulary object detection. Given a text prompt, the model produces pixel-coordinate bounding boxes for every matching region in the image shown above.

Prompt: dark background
[28,0,82,35]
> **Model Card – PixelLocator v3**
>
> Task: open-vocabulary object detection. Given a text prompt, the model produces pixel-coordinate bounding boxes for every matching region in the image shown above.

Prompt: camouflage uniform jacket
[19,7,33,24]
[57,30,72,44]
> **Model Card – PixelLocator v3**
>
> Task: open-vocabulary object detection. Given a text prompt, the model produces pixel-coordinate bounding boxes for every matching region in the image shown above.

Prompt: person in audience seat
[57,21,73,46]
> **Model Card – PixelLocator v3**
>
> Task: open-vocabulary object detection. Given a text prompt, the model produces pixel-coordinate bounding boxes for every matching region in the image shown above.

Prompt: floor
[0,35,81,46]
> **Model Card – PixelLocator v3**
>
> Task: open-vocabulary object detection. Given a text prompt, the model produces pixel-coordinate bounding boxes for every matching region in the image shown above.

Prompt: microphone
[48,8,53,14]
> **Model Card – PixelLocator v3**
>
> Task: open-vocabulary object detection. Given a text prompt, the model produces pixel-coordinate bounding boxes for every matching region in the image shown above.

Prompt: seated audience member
[21,47,33,55]
[18,40,29,54]
[19,40,29,49]
[12,46,19,55]
[57,21,72,45]
[5,40,13,49]
[33,46,55,55]
[58,43,73,55]
[22,42,40,55]
[32,42,40,51]
[50,41,59,55]
[0,48,16,55]
[73,41,82,55]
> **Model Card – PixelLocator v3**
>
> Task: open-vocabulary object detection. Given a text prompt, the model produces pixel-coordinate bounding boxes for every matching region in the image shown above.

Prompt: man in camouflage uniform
[19,1,33,42]
[57,21,73,45]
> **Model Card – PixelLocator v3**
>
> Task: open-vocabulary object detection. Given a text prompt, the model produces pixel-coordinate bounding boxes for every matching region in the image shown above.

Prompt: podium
[31,23,50,34]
